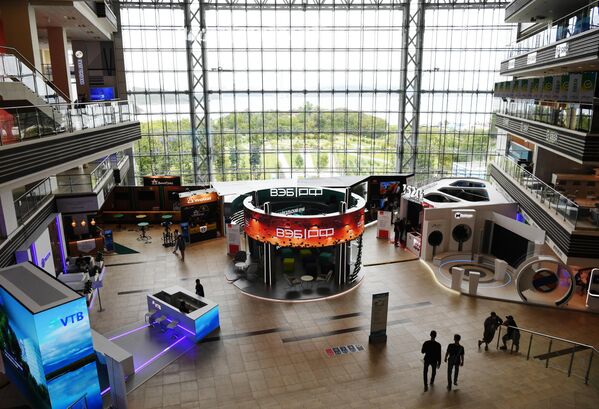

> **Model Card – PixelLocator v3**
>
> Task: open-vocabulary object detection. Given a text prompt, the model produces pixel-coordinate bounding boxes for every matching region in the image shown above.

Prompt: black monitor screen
[490,223,531,268]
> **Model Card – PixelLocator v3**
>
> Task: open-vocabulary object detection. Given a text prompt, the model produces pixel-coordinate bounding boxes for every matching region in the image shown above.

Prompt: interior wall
[534,147,590,182]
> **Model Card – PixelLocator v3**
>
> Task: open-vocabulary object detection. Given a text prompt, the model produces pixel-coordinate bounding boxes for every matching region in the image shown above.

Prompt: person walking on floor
[195,278,204,297]
[500,315,520,352]
[393,217,405,247]
[478,311,503,351]
[173,229,186,261]
[445,334,464,391]
[421,330,442,391]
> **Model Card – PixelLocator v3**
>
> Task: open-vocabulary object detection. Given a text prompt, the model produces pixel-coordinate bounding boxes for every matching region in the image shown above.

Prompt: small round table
[161,214,173,221]
[300,275,314,288]
[137,221,151,242]
[136,214,147,220]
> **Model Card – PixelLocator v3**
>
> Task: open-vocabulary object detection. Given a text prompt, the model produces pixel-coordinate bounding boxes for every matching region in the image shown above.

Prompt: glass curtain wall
[118,0,515,183]
[417,3,515,179]
[120,4,195,184]
[206,1,405,181]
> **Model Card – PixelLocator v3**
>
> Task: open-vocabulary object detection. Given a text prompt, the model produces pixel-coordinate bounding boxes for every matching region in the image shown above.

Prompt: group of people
[477,312,520,352]
[421,331,464,391]
[421,312,520,392]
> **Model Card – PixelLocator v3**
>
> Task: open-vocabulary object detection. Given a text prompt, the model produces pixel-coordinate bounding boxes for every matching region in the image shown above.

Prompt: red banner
[244,208,365,248]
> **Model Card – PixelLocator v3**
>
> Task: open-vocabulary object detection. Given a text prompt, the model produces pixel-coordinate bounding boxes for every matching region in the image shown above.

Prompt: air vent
[89,76,104,86]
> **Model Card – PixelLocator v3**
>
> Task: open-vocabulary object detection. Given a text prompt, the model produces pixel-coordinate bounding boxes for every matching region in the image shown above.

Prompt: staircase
[0,46,70,124]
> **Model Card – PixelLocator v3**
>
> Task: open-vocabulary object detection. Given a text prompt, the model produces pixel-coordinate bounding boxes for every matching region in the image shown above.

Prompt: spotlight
[71,219,76,228]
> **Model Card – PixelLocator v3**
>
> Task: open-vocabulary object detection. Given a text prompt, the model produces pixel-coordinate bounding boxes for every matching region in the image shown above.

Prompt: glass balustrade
[506,1,599,59]
[13,178,53,225]
[0,48,68,105]
[55,153,127,193]
[0,100,134,146]
[492,156,599,230]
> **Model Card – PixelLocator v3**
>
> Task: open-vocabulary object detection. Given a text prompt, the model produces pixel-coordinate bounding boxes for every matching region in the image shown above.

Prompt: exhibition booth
[223,185,365,300]
[408,178,597,311]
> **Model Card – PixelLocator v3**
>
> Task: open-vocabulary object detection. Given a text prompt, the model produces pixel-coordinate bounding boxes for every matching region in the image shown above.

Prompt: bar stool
[137,222,151,242]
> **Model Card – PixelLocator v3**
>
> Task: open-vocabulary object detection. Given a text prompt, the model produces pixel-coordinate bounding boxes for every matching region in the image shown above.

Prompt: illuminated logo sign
[76,58,85,86]
[275,227,335,239]
[75,50,84,59]
[403,185,424,201]
[270,187,323,198]
[454,212,474,219]
[150,300,162,311]
[60,312,85,327]
[180,191,218,206]
[40,251,52,268]
[555,43,568,58]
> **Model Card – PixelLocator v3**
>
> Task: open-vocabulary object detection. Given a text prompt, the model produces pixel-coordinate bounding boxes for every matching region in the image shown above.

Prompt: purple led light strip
[100,387,111,396]
[134,336,187,373]
[108,324,150,341]
[55,215,67,273]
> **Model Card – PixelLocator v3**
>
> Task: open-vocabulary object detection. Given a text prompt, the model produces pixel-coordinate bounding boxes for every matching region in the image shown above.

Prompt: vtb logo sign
[60,312,85,326]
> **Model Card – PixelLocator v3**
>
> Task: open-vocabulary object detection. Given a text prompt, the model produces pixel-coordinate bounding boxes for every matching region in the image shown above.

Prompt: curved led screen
[244,207,365,248]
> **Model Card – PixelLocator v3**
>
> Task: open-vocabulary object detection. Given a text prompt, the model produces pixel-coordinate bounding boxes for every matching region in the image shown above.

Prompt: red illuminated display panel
[244,208,365,248]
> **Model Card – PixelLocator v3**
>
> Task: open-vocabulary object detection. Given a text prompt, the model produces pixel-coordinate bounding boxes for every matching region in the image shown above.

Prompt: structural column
[0,0,42,70]
[47,27,71,99]
[0,188,18,239]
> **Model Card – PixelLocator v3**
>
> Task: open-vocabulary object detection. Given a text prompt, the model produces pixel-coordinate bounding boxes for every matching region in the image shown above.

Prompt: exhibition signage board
[143,175,182,187]
[179,190,219,206]
[369,292,389,344]
[226,223,241,255]
[377,211,392,240]
[0,263,102,409]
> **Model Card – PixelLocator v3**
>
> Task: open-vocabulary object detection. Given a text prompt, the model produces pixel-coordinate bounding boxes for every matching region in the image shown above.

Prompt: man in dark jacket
[445,334,464,390]
[421,330,442,391]
[500,315,520,352]
[195,278,204,297]
[478,312,503,351]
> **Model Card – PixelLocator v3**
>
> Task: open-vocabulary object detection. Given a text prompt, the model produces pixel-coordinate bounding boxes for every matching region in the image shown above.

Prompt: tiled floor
[89,224,599,409]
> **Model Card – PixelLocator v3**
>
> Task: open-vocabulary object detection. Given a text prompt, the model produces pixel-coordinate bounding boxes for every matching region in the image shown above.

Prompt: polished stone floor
[81,225,599,408]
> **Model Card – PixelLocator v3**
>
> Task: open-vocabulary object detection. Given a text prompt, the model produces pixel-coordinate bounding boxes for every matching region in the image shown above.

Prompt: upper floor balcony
[505,0,593,24]
[489,155,599,261]
[501,1,599,76]
[0,100,140,189]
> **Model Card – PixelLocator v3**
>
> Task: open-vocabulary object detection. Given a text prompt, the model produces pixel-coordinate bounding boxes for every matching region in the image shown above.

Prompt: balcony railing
[506,1,599,59]
[495,101,594,134]
[0,100,134,146]
[56,153,127,194]
[13,178,53,225]
[0,46,69,104]
[495,325,599,388]
[492,156,599,230]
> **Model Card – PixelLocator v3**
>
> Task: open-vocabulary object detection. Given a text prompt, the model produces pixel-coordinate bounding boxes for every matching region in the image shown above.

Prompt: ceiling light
[71,220,77,228]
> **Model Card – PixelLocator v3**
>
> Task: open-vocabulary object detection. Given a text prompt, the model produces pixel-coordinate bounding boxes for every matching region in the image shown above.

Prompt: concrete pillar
[0,188,18,238]
[494,259,507,282]
[47,27,71,99]
[451,266,464,292]
[468,271,480,295]
[0,1,42,71]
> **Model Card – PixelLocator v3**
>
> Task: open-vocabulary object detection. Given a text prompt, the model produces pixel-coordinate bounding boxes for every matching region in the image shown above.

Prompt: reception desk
[147,286,219,342]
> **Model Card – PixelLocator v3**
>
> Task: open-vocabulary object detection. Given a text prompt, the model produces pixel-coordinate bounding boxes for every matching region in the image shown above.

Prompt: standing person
[172,229,180,255]
[421,330,442,391]
[478,312,503,351]
[195,278,204,297]
[444,334,464,391]
[176,231,186,261]
[500,315,520,352]
[393,217,405,247]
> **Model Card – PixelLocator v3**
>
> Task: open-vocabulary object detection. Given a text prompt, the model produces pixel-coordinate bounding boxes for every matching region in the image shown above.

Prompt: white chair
[317,270,333,283]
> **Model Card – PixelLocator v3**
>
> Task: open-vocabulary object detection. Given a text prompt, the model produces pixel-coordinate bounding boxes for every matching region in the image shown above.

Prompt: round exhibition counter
[231,186,366,301]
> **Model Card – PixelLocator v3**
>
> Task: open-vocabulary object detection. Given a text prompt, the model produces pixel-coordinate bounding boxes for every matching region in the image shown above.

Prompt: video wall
[0,289,102,409]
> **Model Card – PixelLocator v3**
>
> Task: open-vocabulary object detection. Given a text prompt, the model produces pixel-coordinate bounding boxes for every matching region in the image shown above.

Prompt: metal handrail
[13,178,51,205]
[0,46,71,102]
[503,325,598,352]
[0,100,130,111]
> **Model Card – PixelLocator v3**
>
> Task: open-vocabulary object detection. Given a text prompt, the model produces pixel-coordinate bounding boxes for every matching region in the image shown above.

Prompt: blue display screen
[194,306,220,342]
[89,87,115,101]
